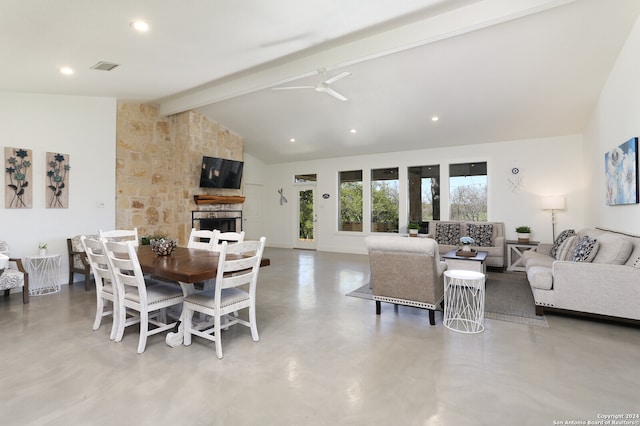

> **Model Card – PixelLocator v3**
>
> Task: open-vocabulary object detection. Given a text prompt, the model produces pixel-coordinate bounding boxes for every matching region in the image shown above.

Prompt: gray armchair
[364,236,447,325]
[0,242,29,304]
[67,236,94,290]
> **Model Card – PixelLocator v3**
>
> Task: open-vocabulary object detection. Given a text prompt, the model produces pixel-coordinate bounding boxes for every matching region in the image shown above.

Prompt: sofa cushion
[592,234,633,265]
[555,235,578,261]
[524,252,555,268]
[467,223,493,247]
[527,266,553,290]
[550,229,576,258]
[571,235,599,262]
[435,223,460,245]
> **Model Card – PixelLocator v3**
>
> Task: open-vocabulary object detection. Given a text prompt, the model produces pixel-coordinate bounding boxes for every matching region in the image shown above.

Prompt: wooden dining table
[136,245,270,347]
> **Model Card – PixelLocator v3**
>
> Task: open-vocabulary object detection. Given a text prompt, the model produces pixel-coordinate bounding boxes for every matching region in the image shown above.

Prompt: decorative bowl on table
[149,238,178,256]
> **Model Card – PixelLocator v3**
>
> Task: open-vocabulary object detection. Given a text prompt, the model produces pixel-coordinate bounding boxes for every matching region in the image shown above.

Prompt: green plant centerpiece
[516,226,531,243]
[141,234,167,246]
[408,222,420,236]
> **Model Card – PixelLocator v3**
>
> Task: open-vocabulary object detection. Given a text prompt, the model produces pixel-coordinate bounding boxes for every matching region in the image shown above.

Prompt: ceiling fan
[272,69,352,101]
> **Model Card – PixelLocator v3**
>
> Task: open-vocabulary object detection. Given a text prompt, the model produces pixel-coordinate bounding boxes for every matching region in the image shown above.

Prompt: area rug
[346,272,548,327]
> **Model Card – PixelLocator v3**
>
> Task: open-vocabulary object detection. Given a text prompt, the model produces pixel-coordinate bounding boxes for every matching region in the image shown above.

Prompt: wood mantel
[193,195,246,205]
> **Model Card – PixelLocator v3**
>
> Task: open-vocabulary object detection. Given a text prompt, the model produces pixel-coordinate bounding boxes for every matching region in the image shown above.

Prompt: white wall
[584,15,640,235]
[0,92,117,284]
[257,134,584,254]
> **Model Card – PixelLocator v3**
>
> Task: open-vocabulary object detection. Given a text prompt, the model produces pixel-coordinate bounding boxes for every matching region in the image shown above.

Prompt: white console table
[25,253,61,296]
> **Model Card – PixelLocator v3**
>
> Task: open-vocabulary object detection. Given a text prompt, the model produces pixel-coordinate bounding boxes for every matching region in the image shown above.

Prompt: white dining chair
[187,228,220,251]
[99,228,139,247]
[103,240,184,354]
[81,236,117,339]
[182,237,266,359]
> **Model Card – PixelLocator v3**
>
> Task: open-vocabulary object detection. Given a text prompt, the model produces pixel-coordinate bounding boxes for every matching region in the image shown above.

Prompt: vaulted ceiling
[3,0,639,163]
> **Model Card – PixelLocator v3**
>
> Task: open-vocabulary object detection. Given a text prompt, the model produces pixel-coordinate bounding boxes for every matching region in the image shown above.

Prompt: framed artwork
[4,147,33,208]
[605,137,638,205]
[46,152,70,208]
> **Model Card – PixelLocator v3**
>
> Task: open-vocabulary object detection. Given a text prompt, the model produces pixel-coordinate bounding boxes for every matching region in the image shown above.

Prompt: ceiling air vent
[90,61,119,71]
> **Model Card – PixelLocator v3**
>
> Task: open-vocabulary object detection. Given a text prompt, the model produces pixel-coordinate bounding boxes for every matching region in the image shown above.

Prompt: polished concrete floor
[1,248,639,426]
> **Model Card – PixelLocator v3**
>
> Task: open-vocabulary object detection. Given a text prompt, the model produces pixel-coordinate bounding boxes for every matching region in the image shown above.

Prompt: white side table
[506,240,539,272]
[25,253,62,296]
[443,269,486,333]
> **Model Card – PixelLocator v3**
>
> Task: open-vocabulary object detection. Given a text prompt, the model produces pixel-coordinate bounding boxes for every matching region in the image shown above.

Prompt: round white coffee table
[443,269,486,333]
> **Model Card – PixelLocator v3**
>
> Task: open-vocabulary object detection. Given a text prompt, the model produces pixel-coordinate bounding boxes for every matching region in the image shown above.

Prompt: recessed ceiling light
[431,116,439,122]
[290,138,296,143]
[131,20,149,32]
[350,129,357,134]
[59,67,74,75]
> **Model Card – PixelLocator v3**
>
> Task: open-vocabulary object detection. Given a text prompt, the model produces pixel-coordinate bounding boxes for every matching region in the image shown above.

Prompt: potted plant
[459,236,475,252]
[38,243,47,256]
[515,226,531,243]
[408,222,420,237]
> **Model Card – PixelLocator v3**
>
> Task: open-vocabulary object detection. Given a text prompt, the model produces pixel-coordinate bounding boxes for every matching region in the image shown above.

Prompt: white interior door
[295,186,316,250]
[243,183,265,240]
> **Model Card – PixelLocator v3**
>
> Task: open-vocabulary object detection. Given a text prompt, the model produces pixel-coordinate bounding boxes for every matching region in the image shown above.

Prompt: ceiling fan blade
[316,86,348,101]
[272,85,315,91]
[323,71,351,85]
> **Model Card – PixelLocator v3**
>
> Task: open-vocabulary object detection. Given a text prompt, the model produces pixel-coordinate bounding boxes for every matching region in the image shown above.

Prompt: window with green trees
[339,170,363,231]
[449,162,487,221]
[371,167,399,233]
[408,165,440,225]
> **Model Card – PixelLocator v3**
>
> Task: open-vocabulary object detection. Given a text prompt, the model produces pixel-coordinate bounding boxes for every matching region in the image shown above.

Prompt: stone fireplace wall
[116,103,243,245]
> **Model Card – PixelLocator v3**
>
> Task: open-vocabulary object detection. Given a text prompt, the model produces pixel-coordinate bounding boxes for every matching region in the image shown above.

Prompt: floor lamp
[541,195,565,241]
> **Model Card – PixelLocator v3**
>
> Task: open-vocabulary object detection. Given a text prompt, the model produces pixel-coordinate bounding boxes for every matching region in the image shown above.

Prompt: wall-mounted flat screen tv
[200,156,244,189]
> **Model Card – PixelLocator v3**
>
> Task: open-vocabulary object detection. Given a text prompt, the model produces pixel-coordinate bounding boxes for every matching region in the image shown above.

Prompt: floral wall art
[46,152,70,208]
[4,147,33,208]
[605,137,638,205]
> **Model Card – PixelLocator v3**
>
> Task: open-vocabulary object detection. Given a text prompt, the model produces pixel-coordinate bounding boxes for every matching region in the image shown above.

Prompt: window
[294,174,317,183]
[408,165,440,224]
[338,170,363,231]
[449,162,487,221]
[371,167,399,233]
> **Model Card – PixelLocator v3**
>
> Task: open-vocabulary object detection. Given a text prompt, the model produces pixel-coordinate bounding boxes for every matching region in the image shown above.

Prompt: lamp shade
[541,195,565,210]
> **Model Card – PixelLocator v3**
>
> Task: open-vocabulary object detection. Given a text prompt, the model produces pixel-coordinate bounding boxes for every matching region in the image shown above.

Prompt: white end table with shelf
[506,240,539,272]
[24,253,62,295]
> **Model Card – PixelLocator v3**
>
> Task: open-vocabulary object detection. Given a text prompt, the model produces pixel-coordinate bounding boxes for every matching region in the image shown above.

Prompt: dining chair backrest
[99,228,139,247]
[81,235,118,339]
[187,228,220,251]
[215,237,265,296]
[80,236,111,292]
[102,240,146,298]
[211,230,245,252]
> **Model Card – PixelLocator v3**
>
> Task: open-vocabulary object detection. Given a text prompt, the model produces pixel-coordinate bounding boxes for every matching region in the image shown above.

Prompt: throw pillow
[555,235,578,261]
[571,235,599,262]
[435,223,460,245]
[467,224,493,247]
[550,229,576,259]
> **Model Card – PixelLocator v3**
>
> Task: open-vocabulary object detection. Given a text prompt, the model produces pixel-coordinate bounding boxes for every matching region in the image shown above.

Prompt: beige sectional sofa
[523,227,640,321]
[425,220,505,268]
